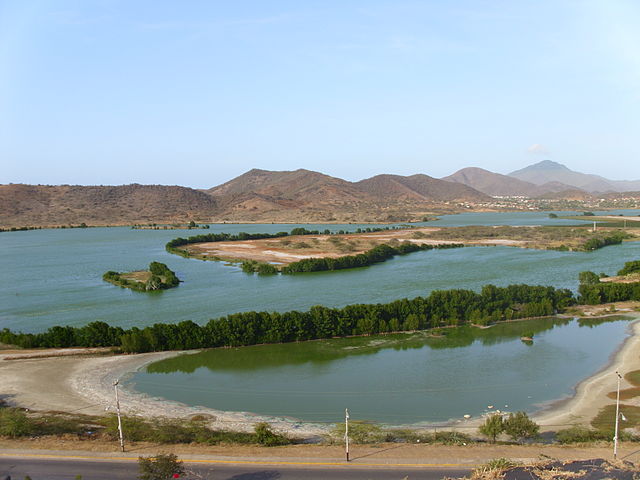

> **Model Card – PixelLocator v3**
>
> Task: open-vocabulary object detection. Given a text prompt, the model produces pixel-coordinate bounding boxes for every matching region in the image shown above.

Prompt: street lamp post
[114,380,125,453]
[614,371,622,459]
[345,408,350,462]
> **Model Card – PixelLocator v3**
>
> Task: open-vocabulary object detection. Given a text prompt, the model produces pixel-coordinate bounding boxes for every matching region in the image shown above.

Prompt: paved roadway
[0,455,472,480]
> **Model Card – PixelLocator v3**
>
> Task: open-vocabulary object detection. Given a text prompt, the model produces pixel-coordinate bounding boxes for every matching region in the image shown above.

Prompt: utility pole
[614,371,622,459]
[345,408,350,462]
[114,380,125,452]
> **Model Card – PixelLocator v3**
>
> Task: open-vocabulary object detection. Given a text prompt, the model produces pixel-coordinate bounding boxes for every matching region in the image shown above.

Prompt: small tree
[479,414,504,443]
[503,411,539,443]
[138,453,184,480]
[0,407,32,438]
[254,422,288,446]
[578,271,600,285]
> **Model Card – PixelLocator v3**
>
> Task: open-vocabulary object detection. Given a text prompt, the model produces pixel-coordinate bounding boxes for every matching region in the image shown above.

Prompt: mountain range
[1,161,638,226]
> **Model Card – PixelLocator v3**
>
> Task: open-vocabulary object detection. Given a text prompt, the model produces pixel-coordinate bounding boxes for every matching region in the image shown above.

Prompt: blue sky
[1,0,639,188]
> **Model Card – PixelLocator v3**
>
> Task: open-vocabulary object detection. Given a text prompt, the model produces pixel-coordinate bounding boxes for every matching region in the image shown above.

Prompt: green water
[131,316,634,424]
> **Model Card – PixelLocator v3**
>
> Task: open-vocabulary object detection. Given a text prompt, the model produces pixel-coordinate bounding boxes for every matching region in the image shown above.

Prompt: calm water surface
[130,316,635,424]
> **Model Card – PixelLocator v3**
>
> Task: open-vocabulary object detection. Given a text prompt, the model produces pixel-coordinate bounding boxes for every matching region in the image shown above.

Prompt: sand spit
[0,350,325,436]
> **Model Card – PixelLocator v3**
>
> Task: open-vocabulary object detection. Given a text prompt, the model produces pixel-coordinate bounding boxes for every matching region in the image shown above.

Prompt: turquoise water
[130,316,634,424]
[1,213,640,332]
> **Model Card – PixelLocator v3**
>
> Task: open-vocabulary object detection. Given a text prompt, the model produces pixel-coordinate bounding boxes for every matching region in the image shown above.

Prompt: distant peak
[528,160,569,170]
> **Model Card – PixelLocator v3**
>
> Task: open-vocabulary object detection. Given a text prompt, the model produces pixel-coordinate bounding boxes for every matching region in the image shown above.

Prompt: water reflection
[145,316,626,375]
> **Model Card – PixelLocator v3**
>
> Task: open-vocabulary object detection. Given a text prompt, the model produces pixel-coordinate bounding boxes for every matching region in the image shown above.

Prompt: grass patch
[329,423,473,445]
[625,369,640,387]
[102,415,293,446]
[591,404,640,431]
[556,426,614,443]
[606,387,640,401]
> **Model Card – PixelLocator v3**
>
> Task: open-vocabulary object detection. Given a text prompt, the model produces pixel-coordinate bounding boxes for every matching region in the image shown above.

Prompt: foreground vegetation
[103,262,180,292]
[0,404,291,446]
[2,403,638,448]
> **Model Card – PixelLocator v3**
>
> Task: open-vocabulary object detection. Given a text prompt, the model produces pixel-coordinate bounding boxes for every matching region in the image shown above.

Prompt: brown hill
[206,169,372,222]
[355,173,492,202]
[208,169,491,222]
[1,169,495,227]
[208,168,368,206]
[0,184,219,227]
[443,167,544,197]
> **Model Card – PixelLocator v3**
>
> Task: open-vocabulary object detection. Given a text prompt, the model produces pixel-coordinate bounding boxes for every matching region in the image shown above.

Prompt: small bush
[556,426,612,444]
[138,453,183,480]
[485,458,518,470]
[0,408,33,438]
[253,422,288,446]
[332,422,385,444]
[433,431,471,445]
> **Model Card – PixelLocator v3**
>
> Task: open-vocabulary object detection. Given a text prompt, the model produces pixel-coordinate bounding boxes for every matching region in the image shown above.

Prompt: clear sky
[1,0,639,188]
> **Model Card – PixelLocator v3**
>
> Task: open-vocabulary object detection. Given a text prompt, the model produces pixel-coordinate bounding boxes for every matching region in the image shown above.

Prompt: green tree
[618,260,640,276]
[138,453,184,480]
[579,271,600,285]
[503,411,539,442]
[478,414,504,443]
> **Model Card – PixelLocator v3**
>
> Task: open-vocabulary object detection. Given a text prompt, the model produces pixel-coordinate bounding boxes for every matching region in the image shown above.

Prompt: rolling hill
[0,184,219,227]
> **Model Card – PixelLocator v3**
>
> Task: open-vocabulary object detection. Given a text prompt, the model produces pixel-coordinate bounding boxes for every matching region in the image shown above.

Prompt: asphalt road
[0,456,472,480]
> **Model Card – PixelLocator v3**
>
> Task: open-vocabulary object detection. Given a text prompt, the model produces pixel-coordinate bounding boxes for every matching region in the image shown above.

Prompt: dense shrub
[618,260,640,276]
[556,426,612,444]
[581,232,629,251]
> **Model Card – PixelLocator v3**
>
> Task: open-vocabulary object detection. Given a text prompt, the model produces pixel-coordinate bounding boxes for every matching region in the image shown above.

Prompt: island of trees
[3,260,640,353]
[103,262,180,292]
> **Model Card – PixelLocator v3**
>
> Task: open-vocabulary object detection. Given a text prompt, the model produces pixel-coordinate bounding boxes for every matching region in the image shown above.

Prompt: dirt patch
[120,270,151,283]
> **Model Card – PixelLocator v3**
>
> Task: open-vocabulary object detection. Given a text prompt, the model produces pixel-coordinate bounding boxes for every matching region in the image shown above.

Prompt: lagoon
[130,316,634,424]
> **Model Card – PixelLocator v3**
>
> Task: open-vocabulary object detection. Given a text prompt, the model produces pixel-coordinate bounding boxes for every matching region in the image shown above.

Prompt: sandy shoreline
[1,315,639,437]
[532,317,640,427]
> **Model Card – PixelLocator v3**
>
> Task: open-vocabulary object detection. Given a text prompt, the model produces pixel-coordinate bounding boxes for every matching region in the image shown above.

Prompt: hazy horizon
[2,1,639,188]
